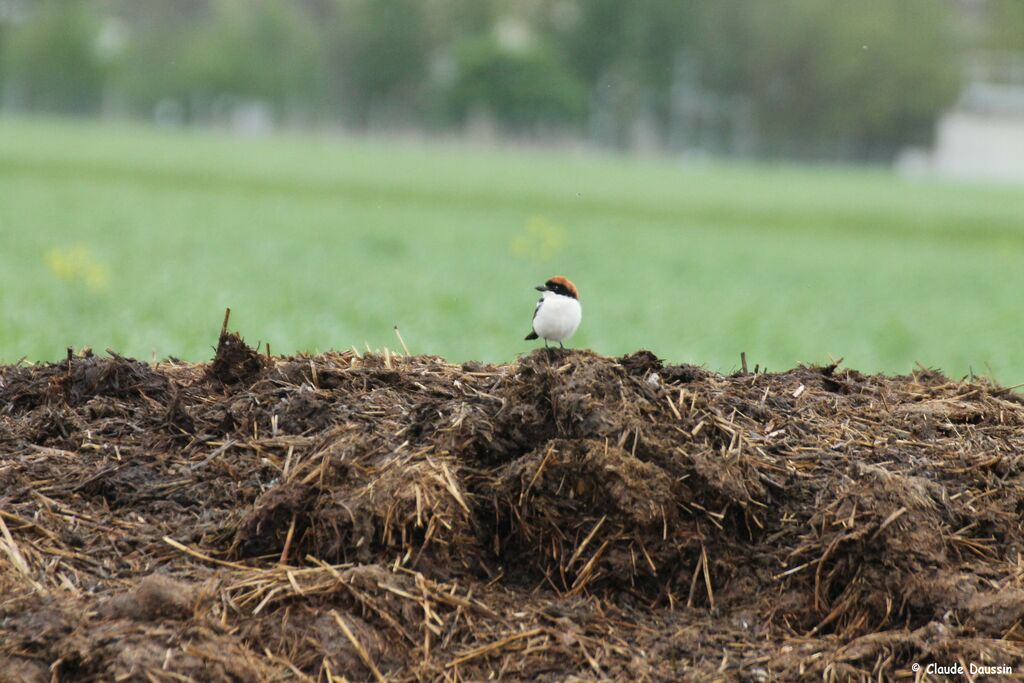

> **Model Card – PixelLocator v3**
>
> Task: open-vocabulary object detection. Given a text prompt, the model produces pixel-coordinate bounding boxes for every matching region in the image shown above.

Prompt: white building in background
[900,56,1024,184]
[931,84,1024,182]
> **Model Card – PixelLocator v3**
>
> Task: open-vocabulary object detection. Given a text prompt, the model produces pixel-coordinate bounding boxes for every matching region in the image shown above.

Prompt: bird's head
[536,276,579,300]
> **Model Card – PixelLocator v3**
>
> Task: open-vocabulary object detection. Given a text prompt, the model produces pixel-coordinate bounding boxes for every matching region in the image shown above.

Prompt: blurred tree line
[0,0,1020,160]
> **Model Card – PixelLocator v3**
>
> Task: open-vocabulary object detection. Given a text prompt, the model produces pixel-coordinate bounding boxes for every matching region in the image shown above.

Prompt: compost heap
[2,334,1024,681]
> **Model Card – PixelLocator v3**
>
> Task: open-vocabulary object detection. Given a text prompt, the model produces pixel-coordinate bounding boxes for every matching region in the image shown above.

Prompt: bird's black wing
[524,298,542,340]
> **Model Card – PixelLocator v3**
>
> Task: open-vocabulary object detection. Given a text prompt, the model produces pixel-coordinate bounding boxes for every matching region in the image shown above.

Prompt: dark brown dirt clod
[99,573,197,621]
[2,349,1024,681]
[208,331,265,385]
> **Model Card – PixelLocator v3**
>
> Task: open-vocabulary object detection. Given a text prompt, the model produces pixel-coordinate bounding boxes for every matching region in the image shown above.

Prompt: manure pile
[2,335,1024,681]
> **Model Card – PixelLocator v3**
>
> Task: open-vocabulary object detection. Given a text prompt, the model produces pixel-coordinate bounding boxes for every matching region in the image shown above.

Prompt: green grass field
[2,116,1024,383]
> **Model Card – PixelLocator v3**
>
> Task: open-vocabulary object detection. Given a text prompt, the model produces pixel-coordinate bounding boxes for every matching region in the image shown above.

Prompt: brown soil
[2,334,1024,681]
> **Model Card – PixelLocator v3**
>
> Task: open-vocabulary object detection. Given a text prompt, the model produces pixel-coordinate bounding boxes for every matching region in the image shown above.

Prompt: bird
[525,276,582,349]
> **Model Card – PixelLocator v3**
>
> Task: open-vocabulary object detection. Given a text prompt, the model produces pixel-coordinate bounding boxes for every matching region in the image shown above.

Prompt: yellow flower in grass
[44,244,110,292]
[509,215,568,263]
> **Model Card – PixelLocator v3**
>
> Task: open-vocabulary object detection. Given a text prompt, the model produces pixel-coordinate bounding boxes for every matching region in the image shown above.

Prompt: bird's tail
[524,330,538,340]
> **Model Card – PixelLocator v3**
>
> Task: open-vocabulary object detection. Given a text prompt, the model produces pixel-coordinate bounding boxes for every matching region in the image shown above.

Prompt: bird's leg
[544,339,549,349]
[559,341,564,350]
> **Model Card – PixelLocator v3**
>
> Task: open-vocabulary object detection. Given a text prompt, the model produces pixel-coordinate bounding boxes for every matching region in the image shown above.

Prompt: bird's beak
[535,284,548,292]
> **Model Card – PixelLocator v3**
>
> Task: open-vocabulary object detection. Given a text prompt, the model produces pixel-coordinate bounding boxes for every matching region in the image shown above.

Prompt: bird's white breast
[533,292,582,341]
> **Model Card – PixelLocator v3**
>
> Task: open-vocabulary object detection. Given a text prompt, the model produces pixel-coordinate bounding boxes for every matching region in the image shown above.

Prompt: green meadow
[2,116,1023,383]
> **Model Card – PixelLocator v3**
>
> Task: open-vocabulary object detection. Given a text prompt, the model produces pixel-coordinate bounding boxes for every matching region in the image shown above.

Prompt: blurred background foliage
[1,0,1019,160]
[3,0,1024,377]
